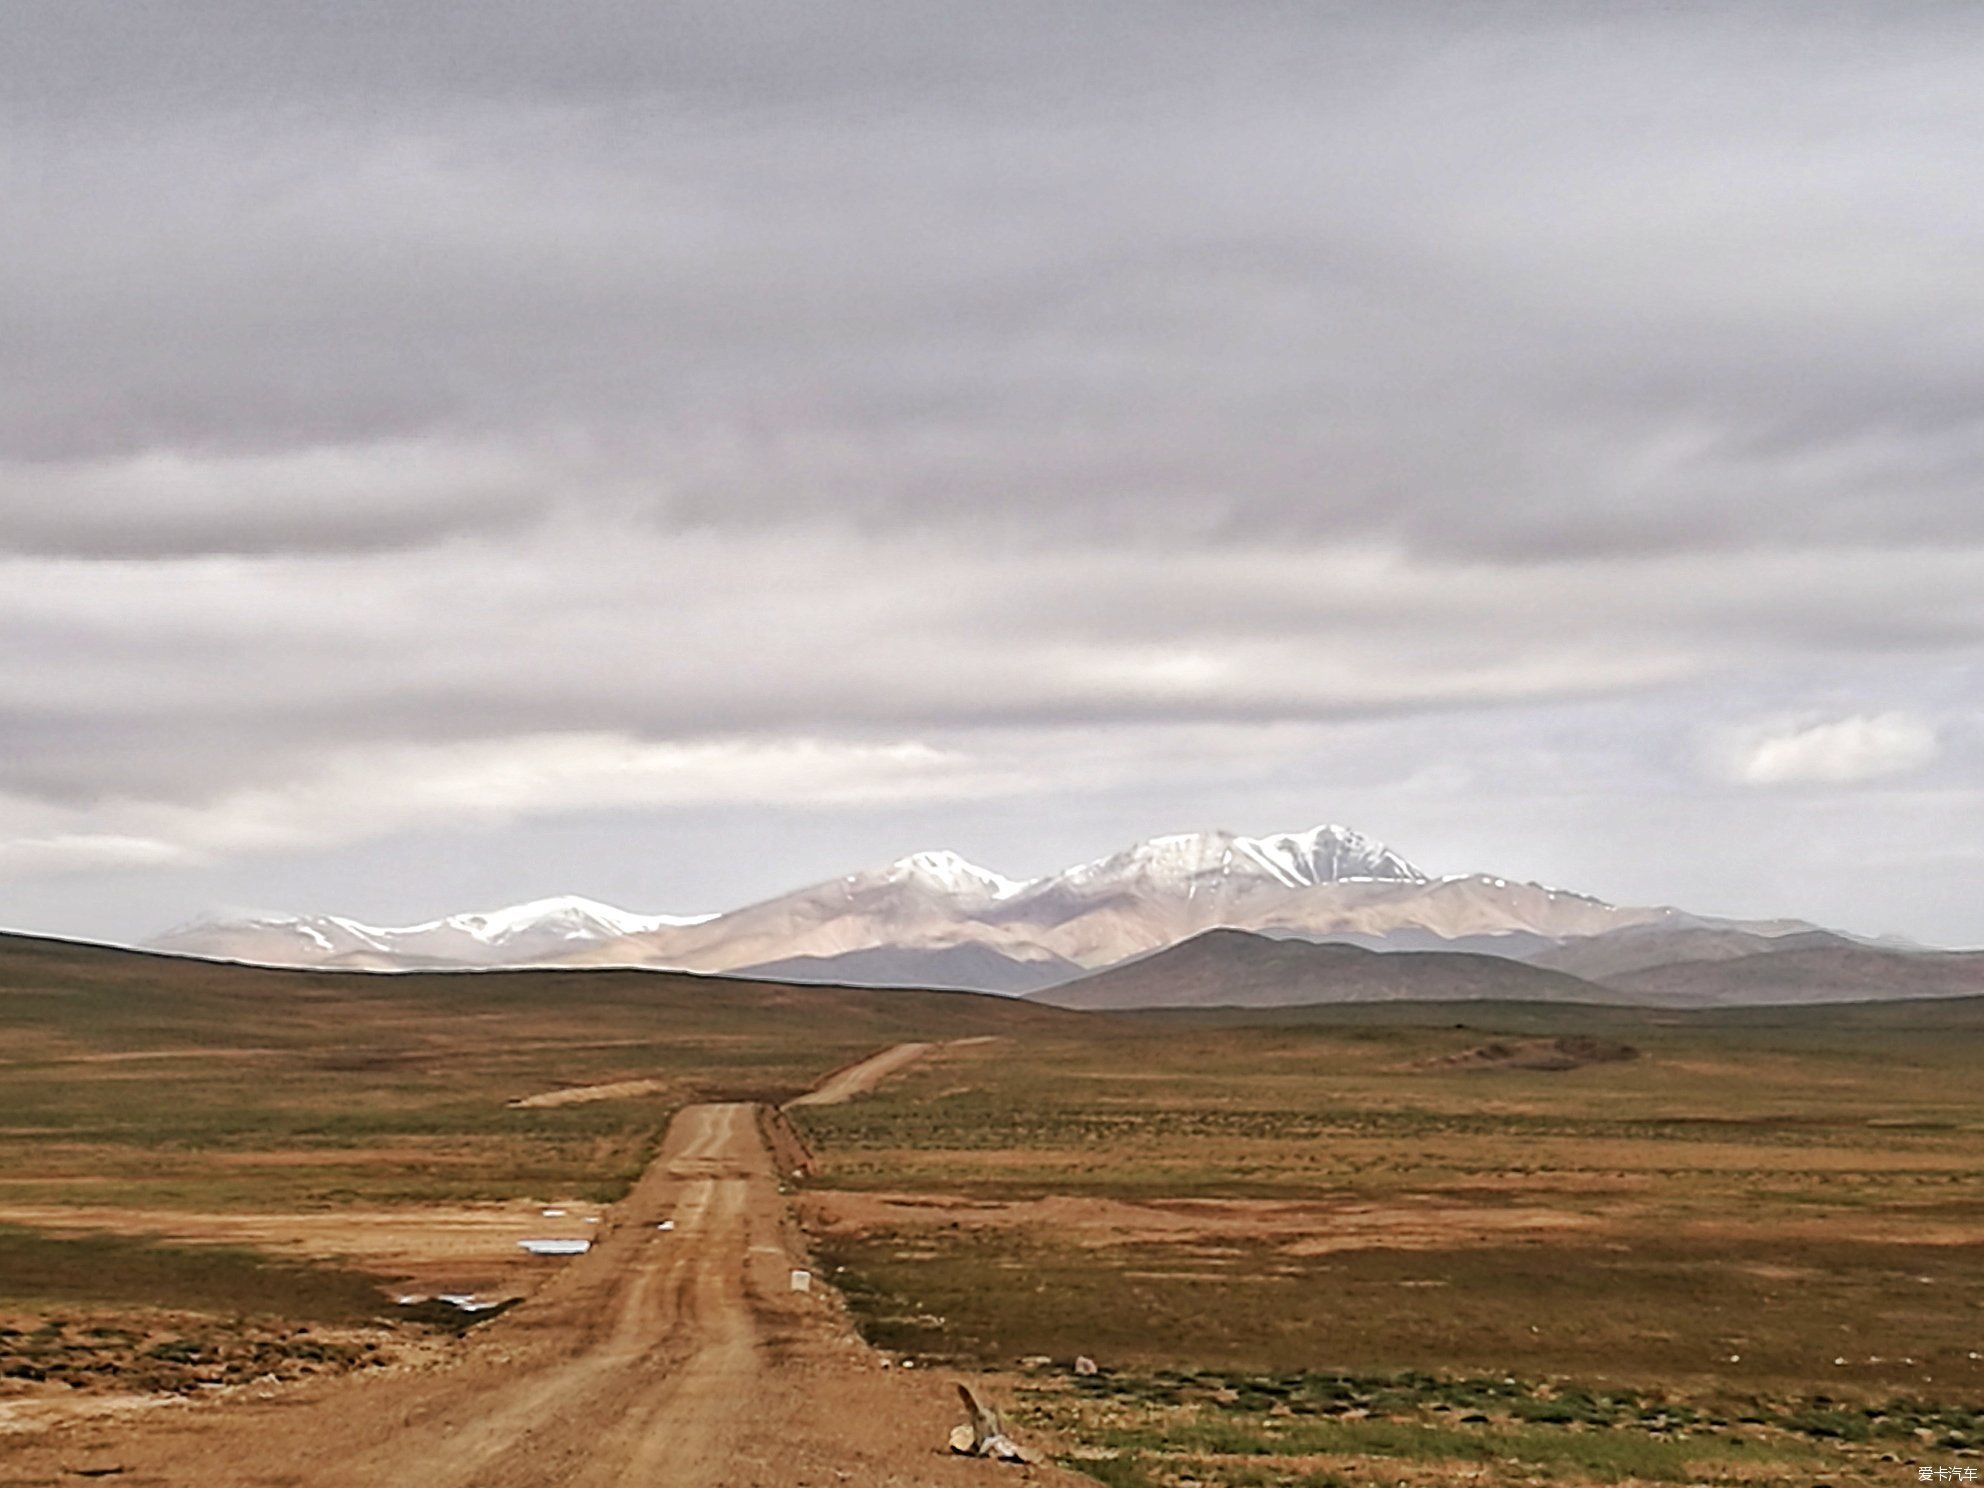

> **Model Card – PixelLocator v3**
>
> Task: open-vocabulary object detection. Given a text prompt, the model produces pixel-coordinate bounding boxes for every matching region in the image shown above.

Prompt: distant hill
[0,930,1080,1055]
[1033,928,1625,1011]
[1605,944,1984,1006]
[1279,927,1563,959]
[735,942,1082,995]
[1532,924,1851,982]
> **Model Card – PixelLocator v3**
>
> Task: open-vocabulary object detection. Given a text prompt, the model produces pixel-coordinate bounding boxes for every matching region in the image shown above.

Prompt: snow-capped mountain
[141,823,1815,988]
[543,826,1430,976]
[151,894,713,970]
[863,850,1029,905]
[1047,826,1421,898]
[145,825,1423,974]
[550,849,1059,976]
[418,895,714,946]
[968,827,1426,966]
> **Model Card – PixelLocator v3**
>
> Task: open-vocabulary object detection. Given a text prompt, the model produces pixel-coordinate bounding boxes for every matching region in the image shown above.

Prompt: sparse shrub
[1785,1407,1870,1441]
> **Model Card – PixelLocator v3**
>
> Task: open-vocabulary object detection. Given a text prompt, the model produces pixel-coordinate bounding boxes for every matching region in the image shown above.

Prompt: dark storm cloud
[1,2,1980,939]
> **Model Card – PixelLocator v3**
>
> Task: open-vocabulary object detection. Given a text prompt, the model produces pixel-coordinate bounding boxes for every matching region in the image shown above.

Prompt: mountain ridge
[139,821,1938,1007]
[150,823,1428,972]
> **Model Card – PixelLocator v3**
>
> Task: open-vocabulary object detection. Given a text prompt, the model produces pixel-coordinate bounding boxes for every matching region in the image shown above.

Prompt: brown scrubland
[4,932,1982,1485]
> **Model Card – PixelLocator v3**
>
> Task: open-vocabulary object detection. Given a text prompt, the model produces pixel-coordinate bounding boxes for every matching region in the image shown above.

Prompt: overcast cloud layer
[4,1,1980,944]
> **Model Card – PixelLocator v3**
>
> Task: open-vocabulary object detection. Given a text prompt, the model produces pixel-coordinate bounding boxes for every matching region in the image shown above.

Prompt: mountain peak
[428,895,714,941]
[869,850,1027,902]
[1055,824,1422,896]
[147,821,1431,976]
[1241,824,1425,887]
[154,894,714,966]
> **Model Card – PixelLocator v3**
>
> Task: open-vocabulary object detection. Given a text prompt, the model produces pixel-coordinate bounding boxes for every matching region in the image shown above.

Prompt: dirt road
[508,1075,671,1108]
[784,1039,937,1108]
[4,1045,1080,1488]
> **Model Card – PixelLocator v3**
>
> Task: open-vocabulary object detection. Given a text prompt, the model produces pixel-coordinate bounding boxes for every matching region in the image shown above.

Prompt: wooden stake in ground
[950,1382,1031,1462]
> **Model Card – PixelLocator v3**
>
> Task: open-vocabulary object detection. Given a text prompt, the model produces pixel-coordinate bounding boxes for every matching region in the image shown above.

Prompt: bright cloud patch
[1719,712,1941,786]
[0,834,194,877]
[0,733,1021,879]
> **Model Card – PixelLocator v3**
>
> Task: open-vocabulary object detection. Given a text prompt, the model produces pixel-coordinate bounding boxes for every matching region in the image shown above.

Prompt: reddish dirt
[2,1046,1082,1487]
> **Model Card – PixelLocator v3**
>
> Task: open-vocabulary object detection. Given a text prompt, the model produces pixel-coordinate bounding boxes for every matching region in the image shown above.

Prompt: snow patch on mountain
[387,895,715,943]
[153,894,715,968]
[862,851,1029,904]
[1239,825,1424,887]
[1049,825,1423,898]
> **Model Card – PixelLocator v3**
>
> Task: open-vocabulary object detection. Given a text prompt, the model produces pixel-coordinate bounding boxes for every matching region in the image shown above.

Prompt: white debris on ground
[436,1294,501,1313]
[789,1269,811,1293]
[395,1293,504,1313]
[518,1238,591,1256]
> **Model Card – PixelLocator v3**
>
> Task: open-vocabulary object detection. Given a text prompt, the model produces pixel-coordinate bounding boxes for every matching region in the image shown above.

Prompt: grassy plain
[0,932,1064,1397]
[12,926,1984,1484]
[794,1000,1984,1486]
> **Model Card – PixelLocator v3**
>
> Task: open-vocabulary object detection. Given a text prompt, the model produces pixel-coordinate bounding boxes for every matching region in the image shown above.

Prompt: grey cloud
[5,3,1980,556]
[0,443,551,557]
[0,527,1975,820]
[2,2,1981,943]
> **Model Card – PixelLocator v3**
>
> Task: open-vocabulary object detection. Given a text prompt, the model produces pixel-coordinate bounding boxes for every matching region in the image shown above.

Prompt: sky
[3,1,1980,946]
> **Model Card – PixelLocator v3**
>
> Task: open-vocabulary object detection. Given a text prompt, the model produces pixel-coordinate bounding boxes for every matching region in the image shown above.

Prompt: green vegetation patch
[0,1311,397,1395]
[1013,1367,1980,1487]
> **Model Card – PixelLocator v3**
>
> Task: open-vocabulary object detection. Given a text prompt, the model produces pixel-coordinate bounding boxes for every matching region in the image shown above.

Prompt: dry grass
[0,932,1066,1400]
[793,999,1984,1485]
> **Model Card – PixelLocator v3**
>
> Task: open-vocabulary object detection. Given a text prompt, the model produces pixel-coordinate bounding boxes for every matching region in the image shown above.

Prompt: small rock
[1073,1355,1098,1376]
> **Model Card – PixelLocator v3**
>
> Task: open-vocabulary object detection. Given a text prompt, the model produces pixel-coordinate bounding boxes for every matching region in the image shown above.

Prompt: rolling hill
[1530,923,1851,981]
[0,928,1079,1065]
[1603,943,1984,1006]
[735,942,1082,995]
[1033,928,1626,1011]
